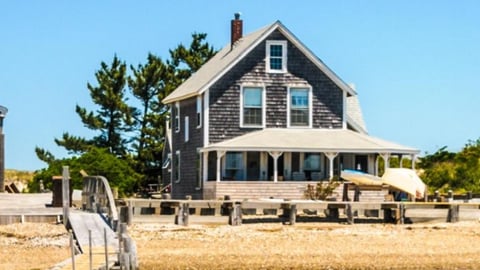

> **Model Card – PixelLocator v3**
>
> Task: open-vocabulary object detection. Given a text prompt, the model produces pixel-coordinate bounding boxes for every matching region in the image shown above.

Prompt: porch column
[203,151,209,182]
[411,154,416,170]
[268,151,283,182]
[399,154,404,168]
[375,155,379,176]
[324,152,338,181]
[216,151,226,182]
[379,153,391,174]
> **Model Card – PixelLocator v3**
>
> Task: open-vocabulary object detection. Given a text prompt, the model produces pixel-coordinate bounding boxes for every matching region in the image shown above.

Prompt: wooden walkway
[0,192,63,225]
[57,211,118,270]
[56,247,117,270]
[68,211,118,252]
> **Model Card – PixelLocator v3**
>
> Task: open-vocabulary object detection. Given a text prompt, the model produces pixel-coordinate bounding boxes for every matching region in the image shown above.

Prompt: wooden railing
[120,198,480,226]
[81,176,119,229]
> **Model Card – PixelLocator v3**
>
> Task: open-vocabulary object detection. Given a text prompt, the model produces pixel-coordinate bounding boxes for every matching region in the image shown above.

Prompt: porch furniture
[292,172,305,181]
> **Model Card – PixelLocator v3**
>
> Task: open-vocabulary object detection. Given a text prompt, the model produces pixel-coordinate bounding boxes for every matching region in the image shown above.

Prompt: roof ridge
[163,19,357,104]
[162,21,279,104]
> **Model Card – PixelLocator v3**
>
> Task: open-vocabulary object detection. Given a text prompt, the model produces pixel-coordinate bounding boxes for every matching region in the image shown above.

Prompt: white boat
[340,169,383,186]
[341,168,426,199]
[381,168,426,199]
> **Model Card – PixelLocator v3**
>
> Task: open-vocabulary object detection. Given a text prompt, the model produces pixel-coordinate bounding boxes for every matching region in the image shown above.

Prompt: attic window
[266,40,287,73]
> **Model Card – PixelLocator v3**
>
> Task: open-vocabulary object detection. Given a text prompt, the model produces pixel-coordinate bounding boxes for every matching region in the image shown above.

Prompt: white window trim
[203,89,210,146]
[196,96,202,128]
[195,149,202,190]
[175,150,181,183]
[184,116,189,142]
[174,102,180,133]
[266,40,287,73]
[240,85,266,128]
[287,86,313,128]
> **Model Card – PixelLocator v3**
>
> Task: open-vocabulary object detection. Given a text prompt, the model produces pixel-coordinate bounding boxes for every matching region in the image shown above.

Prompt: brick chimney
[231,13,243,48]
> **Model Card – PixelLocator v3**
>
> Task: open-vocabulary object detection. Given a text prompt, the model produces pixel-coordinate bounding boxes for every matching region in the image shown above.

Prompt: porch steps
[204,181,388,201]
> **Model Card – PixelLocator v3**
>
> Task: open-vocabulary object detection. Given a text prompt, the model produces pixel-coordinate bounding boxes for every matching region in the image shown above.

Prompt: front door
[355,155,368,173]
[246,152,261,180]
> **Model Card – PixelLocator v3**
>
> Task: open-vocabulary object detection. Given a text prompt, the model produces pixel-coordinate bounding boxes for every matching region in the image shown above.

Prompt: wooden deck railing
[81,176,119,229]
[120,198,480,226]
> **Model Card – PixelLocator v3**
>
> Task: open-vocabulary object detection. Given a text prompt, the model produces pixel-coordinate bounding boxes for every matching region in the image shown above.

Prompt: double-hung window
[225,152,243,180]
[196,96,202,128]
[184,116,189,142]
[174,102,180,133]
[174,151,181,183]
[304,153,321,171]
[266,40,287,73]
[241,86,264,127]
[196,150,202,189]
[289,88,311,127]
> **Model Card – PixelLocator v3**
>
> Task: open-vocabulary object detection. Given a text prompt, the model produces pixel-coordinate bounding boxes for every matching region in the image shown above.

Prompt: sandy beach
[2,220,480,270]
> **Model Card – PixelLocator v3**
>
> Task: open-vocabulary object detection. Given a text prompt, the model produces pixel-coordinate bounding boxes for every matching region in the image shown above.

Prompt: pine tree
[128,54,168,178]
[169,32,216,87]
[35,33,217,192]
[56,55,135,156]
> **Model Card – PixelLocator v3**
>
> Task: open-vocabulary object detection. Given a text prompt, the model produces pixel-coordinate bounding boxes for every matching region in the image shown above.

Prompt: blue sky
[1,1,479,171]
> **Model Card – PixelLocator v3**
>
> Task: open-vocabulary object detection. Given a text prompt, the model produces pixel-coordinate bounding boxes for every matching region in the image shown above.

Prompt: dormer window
[266,40,287,73]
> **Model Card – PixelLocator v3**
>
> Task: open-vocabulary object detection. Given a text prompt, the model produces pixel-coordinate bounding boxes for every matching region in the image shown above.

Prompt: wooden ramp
[60,211,118,270]
[56,247,117,270]
[69,211,118,252]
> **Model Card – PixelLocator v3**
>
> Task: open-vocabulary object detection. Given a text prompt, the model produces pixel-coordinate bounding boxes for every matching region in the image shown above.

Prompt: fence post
[62,166,70,226]
[89,230,92,270]
[396,204,405,224]
[175,203,189,226]
[120,205,133,226]
[353,186,361,201]
[447,190,453,202]
[228,202,242,226]
[69,230,76,270]
[289,204,297,225]
[346,204,354,225]
[447,204,459,223]
[127,201,133,226]
[104,228,109,270]
[282,203,296,225]
[467,191,473,202]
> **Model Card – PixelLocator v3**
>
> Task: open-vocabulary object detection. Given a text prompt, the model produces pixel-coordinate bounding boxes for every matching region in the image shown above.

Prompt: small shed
[51,176,72,207]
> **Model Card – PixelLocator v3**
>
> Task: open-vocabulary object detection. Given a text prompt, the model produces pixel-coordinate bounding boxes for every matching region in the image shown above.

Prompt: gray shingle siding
[208,30,344,143]
[171,97,203,199]
[170,29,345,199]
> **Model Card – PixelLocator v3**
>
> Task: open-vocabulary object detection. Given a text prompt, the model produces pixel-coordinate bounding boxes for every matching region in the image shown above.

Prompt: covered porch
[200,129,419,199]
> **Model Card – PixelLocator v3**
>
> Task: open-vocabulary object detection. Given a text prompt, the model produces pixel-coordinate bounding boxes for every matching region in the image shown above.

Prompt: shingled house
[162,14,419,200]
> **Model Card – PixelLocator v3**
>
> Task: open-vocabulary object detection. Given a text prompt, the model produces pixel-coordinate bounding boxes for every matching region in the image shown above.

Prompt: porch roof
[202,128,419,155]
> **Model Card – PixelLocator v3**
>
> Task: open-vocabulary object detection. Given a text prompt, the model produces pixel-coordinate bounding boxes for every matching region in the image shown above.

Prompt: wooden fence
[120,198,480,226]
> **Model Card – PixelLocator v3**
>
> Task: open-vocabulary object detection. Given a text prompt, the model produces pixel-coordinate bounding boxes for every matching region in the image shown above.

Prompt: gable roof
[162,20,357,104]
[202,128,419,155]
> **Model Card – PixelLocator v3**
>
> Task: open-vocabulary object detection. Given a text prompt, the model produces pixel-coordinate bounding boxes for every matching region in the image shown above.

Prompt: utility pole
[0,105,7,192]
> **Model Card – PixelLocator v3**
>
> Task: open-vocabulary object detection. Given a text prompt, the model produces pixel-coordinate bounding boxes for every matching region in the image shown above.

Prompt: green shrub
[304,179,341,200]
